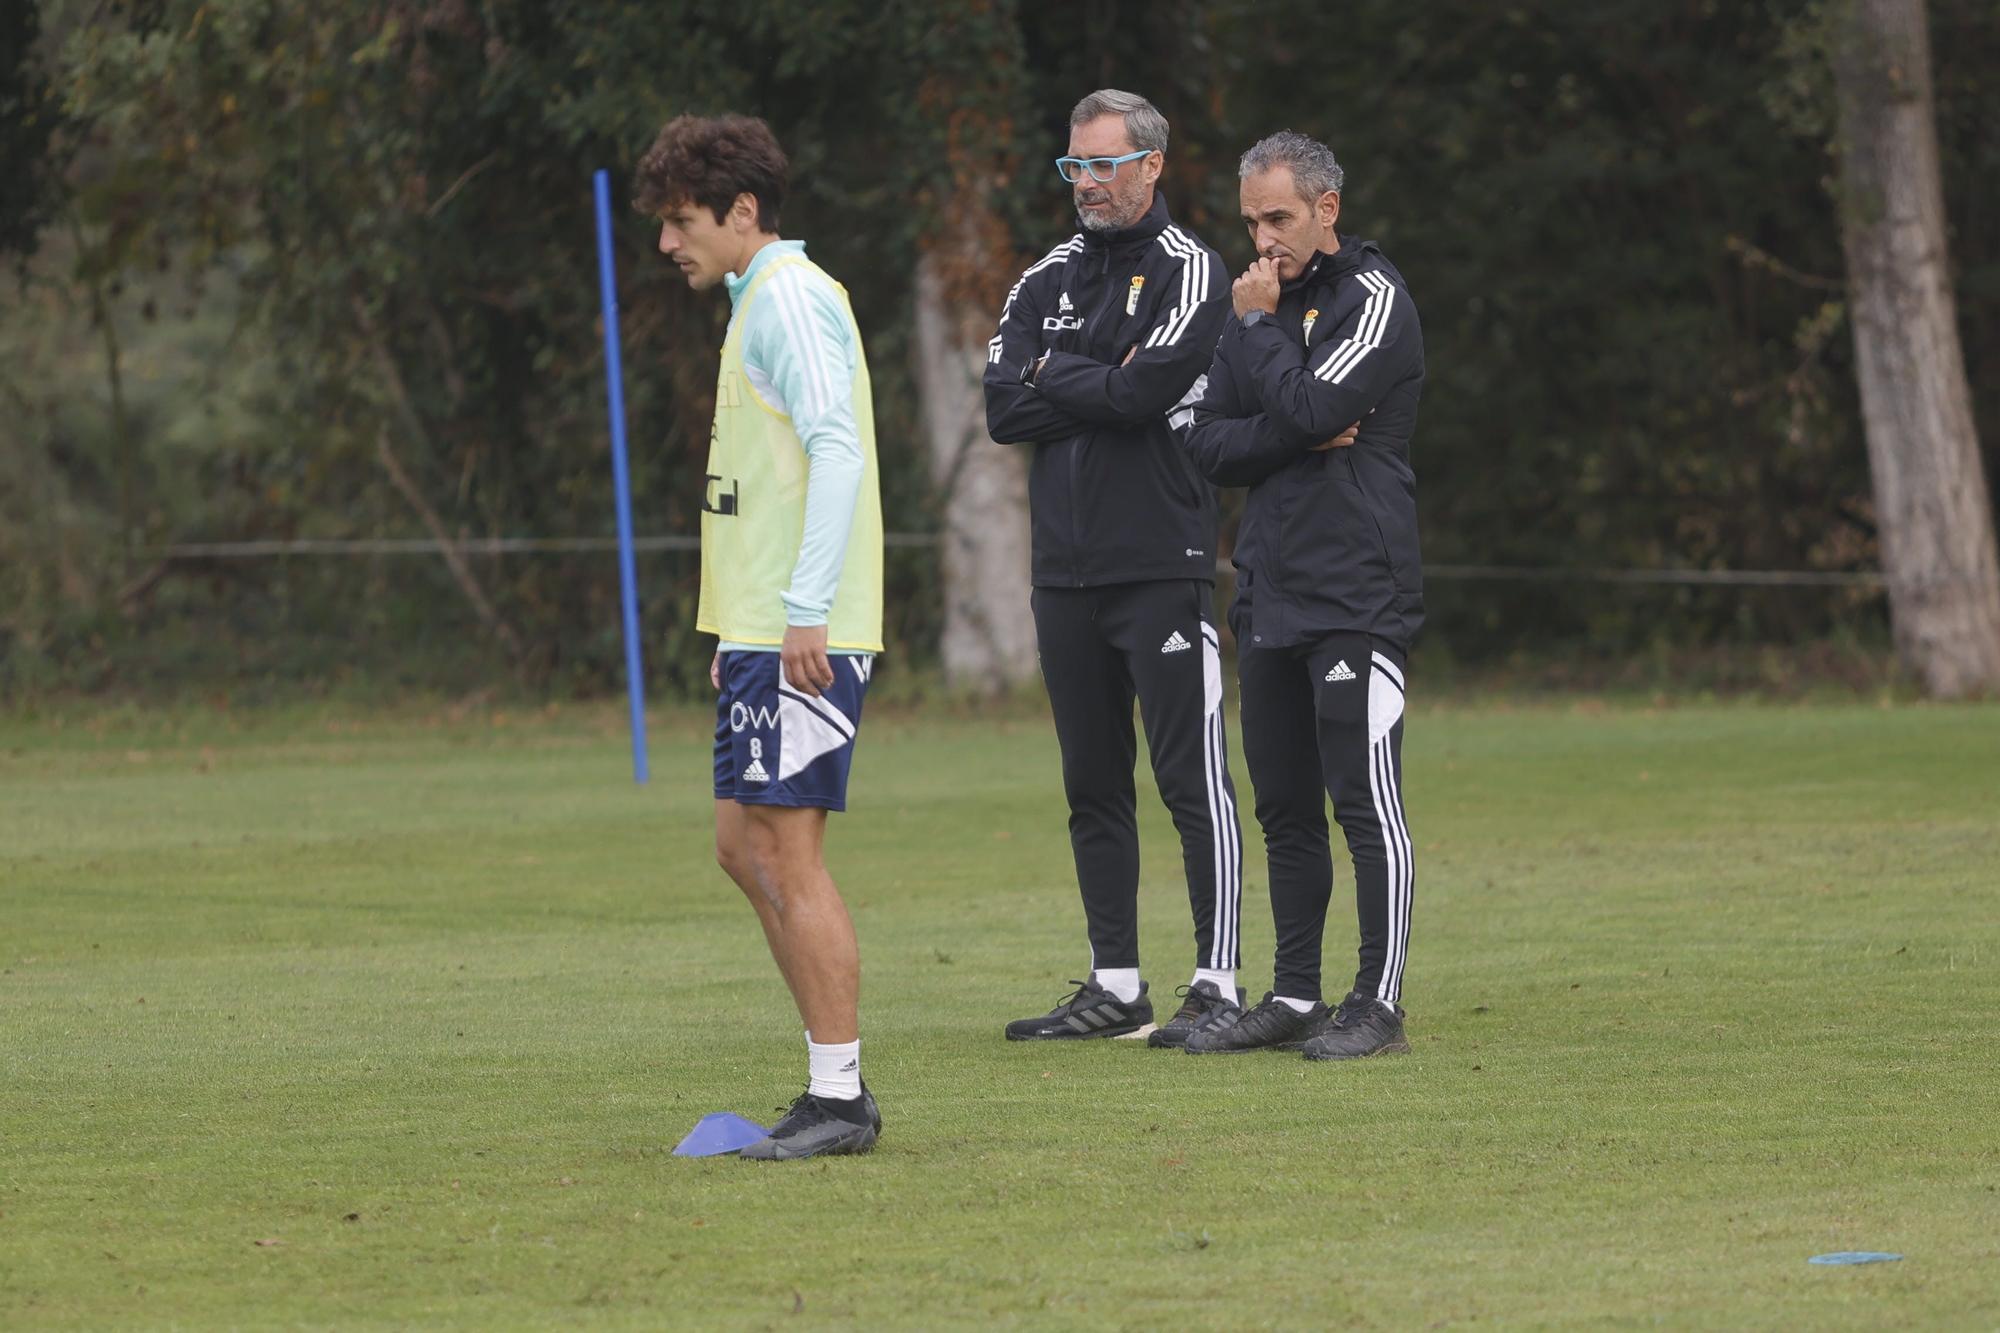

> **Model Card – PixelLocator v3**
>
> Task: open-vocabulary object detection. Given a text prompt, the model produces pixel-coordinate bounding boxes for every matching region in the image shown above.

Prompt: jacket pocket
[1335,449,1365,491]
[1347,454,1414,593]
[1028,442,1072,572]
[1282,463,1388,594]
[1161,443,1206,511]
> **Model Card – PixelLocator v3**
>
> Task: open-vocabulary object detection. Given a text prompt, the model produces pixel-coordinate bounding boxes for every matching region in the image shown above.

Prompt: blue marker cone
[673,1112,770,1157]
[1808,1252,1903,1265]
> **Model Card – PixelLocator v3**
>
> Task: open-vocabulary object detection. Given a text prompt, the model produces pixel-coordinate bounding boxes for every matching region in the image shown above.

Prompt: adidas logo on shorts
[1160,631,1192,654]
[1324,660,1357,682]
[742,757,771,783]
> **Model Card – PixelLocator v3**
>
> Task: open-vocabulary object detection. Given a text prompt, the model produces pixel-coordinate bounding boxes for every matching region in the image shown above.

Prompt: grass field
[4,695,1998,1329]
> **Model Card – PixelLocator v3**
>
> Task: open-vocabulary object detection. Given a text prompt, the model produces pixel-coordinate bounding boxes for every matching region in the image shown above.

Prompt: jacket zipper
[1266,285,1305,644]
[1067,239,1138,588]
[1078,249,1137,589]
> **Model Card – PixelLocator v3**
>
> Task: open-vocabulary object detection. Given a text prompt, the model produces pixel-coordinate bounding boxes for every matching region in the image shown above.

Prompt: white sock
[1091,967,1142,1003]
[1275,995,1318,1013]
[807,1038,861,1102]
[1192,967,1237,1001]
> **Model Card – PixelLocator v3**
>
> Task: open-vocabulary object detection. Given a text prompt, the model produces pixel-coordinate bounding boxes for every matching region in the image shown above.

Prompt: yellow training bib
[696,257,883,652]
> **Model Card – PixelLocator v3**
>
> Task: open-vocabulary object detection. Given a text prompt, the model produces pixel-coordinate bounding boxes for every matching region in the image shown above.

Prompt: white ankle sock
[807,1038,862,1102]
[1091,968,1142,1003]
[1275,995,1318,1014]
[1192,967,1237,1000]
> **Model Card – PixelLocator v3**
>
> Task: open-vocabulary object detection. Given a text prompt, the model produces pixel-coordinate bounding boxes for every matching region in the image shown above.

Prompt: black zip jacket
[1180,240,1425,650]
[983,194,1229,587]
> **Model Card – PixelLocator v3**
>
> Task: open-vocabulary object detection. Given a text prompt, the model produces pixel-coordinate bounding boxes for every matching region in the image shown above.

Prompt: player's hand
[1121,345,1137,367]
[710,652,722,691]
[1308,421,1362,452]
[781,624,835,698]
[1232,258,1281,317]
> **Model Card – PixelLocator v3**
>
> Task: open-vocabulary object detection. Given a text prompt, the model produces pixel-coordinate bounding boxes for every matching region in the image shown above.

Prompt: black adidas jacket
[1180,240,1425,650]
[983,193,1229,587]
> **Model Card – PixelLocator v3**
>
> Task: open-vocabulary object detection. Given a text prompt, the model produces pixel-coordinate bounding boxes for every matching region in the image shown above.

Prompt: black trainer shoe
[738,1084,880,1160]
[1147,980,1246,1048]
[1184,993,1330,1054]
[1004,978,1152,1040]
[1299,992,1410,1061]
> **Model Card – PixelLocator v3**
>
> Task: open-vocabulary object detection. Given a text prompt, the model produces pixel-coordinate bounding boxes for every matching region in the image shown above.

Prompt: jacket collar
[1287,236,1377,291]
[724,238,806,307]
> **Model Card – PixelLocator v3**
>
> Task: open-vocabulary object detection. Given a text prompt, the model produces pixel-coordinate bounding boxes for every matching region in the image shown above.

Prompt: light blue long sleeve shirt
[717,240,869,655]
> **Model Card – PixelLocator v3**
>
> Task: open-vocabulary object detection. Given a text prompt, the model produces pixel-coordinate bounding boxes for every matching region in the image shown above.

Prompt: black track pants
[1234,623,1412,1005]
[1032,580,1244,974]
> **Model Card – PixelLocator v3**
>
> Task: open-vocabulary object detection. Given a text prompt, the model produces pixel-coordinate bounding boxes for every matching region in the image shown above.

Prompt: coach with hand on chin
[1177,130,1426,1061]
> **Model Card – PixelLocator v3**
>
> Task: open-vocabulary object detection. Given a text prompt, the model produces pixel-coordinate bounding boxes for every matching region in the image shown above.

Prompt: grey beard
[1077,203,1142,233]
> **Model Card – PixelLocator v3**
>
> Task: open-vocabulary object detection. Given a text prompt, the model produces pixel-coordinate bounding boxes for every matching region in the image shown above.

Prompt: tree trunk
[70,211,136,580]
[1831,0,2000,697]
[913,252,1037,693]
[353,296,527,668]
[373,426,525,666]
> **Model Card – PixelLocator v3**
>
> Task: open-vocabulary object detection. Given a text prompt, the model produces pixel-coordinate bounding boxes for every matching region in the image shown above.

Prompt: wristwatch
[1241,309,1268,328]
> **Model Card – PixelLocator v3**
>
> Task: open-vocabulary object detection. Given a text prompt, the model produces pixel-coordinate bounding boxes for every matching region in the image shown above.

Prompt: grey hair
[1239,130,1344,200]
[1069,88,1170,155]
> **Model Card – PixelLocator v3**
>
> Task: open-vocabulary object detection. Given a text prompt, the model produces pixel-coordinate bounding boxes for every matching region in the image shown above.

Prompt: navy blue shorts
[712,650,873,810]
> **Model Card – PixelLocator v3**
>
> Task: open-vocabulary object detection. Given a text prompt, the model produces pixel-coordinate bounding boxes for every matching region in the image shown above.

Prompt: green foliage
[0,0,61,263]
[5,0,1997,697]
[1234,3,1871,654]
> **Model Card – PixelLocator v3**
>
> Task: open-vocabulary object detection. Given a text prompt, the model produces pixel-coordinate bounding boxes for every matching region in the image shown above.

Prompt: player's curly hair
[632,114,788,231]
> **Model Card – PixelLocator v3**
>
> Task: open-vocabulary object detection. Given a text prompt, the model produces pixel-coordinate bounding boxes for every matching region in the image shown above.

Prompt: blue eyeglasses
[1054,150,1153,184]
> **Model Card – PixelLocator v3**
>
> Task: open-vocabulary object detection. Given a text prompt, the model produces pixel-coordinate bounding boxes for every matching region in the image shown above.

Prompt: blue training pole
[593,168,650,785]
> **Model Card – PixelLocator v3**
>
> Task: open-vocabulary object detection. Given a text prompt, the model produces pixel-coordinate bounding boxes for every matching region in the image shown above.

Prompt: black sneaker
[1147,980,1246,1048]
[1184,992,1330,1054]
[1004,978,1152,1040]
[1299,992,1410,1061]
[738,1084,880,1160]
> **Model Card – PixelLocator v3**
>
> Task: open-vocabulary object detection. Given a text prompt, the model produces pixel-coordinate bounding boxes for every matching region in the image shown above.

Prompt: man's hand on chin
[1232,257,1281,318]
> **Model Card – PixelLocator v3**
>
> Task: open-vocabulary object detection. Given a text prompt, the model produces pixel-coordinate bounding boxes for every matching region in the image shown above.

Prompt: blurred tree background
[3,0,1996,700]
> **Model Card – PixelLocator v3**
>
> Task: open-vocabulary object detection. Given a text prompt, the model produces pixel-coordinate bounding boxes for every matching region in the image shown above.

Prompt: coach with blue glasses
[983,88,1248,1051]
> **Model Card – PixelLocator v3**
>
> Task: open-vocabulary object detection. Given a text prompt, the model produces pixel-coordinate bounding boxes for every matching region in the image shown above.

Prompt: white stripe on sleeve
[1315,271,1395,385]
[1145,228,1211,349]
[988,236,1081,363]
